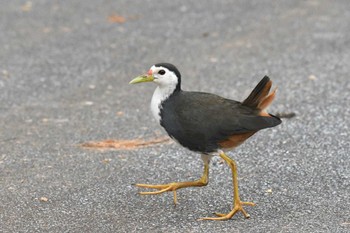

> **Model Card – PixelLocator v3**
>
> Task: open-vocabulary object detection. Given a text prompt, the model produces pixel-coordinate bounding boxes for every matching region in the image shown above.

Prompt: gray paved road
[1,0,350,232]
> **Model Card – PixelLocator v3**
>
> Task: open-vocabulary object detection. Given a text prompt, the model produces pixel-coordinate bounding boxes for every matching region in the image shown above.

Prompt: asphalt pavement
[1,0,350,232]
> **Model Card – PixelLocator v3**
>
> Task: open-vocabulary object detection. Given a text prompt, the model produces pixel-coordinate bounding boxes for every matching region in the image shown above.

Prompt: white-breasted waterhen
[129,63,281,221]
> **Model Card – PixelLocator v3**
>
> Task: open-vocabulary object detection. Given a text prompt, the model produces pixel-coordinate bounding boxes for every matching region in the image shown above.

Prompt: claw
[135,181,206,206]
[198,200,255,221]
[136,183,177,204]
[198,151,257,221]
[135,158,210,209]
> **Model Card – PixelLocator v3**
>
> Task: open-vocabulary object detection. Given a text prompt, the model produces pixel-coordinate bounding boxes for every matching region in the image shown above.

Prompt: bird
[129,63,281,221]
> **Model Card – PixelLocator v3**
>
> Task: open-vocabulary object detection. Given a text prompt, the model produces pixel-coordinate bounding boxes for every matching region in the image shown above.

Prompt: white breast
[150,85,176,123]
[150,87,162,123]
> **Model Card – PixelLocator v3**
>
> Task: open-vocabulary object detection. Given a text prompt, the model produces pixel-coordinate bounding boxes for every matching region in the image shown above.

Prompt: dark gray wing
[160,91,281,152]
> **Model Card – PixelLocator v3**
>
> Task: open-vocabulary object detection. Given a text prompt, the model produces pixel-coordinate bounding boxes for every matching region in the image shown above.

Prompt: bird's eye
[158,70,166,75]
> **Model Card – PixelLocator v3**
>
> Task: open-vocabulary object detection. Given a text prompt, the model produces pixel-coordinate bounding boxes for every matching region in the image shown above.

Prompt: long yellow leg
[199,151,255,221]
[135,155,210,205]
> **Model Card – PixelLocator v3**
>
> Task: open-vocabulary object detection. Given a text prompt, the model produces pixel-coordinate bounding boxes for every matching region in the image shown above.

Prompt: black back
[160,91,281,153]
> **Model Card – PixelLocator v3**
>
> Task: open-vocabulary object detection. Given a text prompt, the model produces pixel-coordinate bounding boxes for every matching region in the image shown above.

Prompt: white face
[150,65,179,88]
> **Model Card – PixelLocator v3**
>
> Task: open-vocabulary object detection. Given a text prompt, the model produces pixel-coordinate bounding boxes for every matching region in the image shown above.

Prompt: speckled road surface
[1,1,349,232]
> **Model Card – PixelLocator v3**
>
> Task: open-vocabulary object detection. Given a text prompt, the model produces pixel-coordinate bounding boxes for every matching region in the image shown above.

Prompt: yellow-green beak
[129,75,154,84]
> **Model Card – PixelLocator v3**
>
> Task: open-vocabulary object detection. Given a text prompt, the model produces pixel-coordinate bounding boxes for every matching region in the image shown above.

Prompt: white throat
[150,84,177,123]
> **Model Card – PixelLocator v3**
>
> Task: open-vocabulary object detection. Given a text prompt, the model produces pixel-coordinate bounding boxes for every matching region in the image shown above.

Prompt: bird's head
[130,63,181,91]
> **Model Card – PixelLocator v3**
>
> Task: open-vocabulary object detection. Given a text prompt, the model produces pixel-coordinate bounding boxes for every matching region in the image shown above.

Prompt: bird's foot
[198,200,255,221]
[135,180,206,206]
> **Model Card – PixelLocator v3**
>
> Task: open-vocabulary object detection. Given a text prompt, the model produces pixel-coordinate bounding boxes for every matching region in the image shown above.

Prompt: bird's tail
[242,76,276,110]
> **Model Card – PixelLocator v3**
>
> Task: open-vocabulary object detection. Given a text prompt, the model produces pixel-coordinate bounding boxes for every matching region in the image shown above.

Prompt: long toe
[241,201,256,206]
[135,179,209,206]
[139,186,172,195]
[199,200,254,221]
[199,209,238,221]
[135,183,170,190]
[213,212,228,217]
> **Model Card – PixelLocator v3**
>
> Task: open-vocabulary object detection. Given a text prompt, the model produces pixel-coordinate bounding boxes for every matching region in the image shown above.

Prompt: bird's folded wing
[173,92,281,140]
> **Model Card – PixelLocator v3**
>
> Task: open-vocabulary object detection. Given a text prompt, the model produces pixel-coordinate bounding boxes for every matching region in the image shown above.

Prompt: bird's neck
[151,85,180,123]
